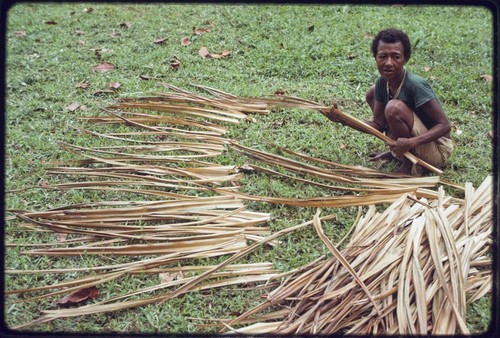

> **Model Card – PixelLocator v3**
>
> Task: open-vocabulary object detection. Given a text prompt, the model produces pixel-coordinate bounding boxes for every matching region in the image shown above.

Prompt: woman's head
[371,28,412,60]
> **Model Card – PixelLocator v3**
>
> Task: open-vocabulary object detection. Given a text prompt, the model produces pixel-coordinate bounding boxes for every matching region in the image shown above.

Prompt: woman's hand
[320,105,345,125]
[386,137,414,156]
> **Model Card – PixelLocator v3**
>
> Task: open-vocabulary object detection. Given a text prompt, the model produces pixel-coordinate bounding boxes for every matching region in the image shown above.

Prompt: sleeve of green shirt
[411,75,440,108]
[374,76,387,103]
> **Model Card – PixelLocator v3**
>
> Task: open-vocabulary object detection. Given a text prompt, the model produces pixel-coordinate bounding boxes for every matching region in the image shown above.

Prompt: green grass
[4,2,494,334]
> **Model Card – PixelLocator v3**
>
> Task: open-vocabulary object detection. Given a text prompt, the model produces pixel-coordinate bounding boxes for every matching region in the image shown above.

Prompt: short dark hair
[371,28,412,60]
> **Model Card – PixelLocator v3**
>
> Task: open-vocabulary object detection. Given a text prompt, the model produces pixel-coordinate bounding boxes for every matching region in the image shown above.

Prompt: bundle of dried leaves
[221,177,492,334]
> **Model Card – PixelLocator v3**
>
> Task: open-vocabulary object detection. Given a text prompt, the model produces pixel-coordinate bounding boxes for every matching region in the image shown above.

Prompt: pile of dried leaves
[222,179,492,334]
[5,84,492,334]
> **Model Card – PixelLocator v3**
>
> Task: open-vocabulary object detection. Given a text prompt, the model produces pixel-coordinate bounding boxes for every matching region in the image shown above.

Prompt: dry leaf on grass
[93,89,115,96]
[75,82,90,89]
[210,50,231,59]
[170,57,181,70]
[479,74,493,83]
[159,271,184,283]
[55,286,99,306]
[198,47,231,59]
[109,82,122,89]
[139,75,159,81]
[193,26,211,35]
[66,103,80,112]
[91,62,115,72]
[153,37,167,44]
[199,46,210,58]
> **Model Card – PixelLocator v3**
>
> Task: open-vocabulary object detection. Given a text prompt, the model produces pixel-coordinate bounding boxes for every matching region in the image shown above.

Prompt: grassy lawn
[3,2,494,334]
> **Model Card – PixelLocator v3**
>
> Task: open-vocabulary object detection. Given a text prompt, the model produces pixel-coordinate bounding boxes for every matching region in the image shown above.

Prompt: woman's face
[375,40,408,81]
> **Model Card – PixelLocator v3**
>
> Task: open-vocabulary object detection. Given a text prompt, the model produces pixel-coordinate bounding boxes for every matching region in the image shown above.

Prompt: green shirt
[374,70,442,130]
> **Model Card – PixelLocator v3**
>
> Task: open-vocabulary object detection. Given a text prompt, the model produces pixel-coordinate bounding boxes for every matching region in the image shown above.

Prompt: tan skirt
[388,113,453,175]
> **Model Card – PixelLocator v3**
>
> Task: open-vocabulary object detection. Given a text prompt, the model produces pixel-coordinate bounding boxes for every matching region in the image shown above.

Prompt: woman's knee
[384,99,412,120]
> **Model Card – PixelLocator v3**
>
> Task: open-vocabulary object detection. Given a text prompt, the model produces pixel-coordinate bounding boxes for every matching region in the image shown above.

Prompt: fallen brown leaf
[83,7,93,13]
[199,47,231,59]
[423,66,432,72]
[209,50,231,59]
[193,26,211,35]
[45,20,57,25]
[91,62,115,72]
[14,31,26,38]
[153,37,167,44]
[181,37,192,46]
[170,60,181,70]
[159,271,184,283]
[66,103,80,112]
[170,56,181,70]
[109,82,122,89]
[480,74,493,83]
[39,180,49,188]
[55,233,68,242]
[91,48,112,54]
[239,164,255,173]
[55,286,99,306]
[139,75,159,81]
[77,40,85,46]
[75,82,90,89]
[92,48,113,59]
[93,89,115,95]
[199,46,210,58]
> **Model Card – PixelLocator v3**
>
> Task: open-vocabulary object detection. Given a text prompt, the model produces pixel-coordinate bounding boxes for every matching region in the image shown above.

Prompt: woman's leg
[384,99,415,174]
[366,86,394,161]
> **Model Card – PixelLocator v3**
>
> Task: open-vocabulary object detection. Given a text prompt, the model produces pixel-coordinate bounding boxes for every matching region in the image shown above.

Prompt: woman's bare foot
[394,161,413,175]
[369,151,394,161]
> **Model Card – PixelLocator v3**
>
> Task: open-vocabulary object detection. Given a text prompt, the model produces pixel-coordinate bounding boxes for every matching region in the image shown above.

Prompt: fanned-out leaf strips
[7,83,491,334]
[222,177,493,335]
[44,82,450,206]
